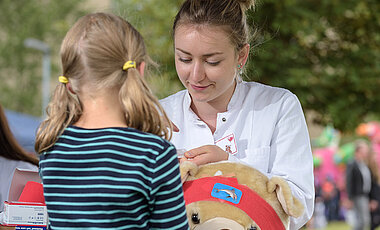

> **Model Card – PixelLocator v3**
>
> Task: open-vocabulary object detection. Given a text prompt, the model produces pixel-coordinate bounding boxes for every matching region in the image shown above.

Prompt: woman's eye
[179,58,191,63]
[207,61,220,66]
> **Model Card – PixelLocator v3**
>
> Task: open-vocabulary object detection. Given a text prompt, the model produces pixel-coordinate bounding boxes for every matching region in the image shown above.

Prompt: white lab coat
[160,81,315,229]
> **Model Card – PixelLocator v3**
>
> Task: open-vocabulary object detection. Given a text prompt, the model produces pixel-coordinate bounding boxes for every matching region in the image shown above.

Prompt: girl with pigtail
[36,12,188,229]
[160,0,314,229]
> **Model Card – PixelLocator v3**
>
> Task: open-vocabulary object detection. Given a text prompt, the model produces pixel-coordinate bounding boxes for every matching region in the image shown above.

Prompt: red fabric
[18,181,45,204]
[183,176,285,230]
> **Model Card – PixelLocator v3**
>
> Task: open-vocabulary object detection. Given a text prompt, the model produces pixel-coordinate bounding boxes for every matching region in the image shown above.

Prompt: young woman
[36,12,188,229]
[160,0,314,229]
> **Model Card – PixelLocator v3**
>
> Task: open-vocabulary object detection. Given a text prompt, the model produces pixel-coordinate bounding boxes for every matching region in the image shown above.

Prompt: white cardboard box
[2,202,47,226]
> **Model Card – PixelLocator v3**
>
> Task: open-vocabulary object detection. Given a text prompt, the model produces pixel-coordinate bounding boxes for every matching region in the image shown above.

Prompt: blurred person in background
[0,104,39,211]
[365,143,380,230]
[346,139,372,230]
[322,176,341,222]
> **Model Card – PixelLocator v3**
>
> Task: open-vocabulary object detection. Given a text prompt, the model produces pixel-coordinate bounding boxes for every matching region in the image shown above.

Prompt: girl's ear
[66,82,76,94]
[237,43,250,67]
[138,61,146,77]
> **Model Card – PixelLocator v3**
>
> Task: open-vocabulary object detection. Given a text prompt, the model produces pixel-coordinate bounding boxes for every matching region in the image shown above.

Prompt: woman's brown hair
[0,105,39,166]
[173,0,255,51]
[35,12,172,154]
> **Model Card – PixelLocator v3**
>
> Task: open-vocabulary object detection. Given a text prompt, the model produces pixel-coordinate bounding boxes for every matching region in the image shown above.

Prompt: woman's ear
[138,61,146,77]
[238,43,250,67]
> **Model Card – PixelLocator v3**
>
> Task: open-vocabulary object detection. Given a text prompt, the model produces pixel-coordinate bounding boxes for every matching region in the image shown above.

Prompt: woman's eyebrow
[176,48,223,57]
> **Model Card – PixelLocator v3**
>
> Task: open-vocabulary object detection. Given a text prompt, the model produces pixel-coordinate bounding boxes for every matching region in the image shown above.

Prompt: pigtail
[35,83,82,154]
[35,14,87,154]
[120,68,172,140]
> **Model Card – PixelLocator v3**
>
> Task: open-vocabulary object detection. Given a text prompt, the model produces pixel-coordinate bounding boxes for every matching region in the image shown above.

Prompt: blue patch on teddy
[211,183,242,204]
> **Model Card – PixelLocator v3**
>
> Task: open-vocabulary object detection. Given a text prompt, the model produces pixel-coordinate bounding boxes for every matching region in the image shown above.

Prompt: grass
[325,221,350,230]
[306,221,380,230]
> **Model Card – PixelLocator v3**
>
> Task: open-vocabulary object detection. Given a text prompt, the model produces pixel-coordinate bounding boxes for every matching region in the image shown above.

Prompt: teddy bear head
[180,161,304,230]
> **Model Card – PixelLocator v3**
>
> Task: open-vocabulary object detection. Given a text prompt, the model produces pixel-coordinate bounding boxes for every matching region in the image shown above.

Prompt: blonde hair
[173,0,255,51]
[35,12,172,154]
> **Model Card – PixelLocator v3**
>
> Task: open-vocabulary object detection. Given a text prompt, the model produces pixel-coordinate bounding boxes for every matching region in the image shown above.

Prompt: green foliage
[247,0,380,132]
[0,0,85,116]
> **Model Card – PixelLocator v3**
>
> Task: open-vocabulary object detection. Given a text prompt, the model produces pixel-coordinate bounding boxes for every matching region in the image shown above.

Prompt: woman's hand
[180,145,228,166]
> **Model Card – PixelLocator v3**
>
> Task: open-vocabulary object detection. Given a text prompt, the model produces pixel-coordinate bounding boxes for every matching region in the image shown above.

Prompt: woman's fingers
[183,145,228,166]
[171,121,179,132]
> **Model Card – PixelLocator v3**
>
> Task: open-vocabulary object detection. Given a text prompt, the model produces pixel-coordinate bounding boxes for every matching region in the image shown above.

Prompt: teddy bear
[180,161,304,230]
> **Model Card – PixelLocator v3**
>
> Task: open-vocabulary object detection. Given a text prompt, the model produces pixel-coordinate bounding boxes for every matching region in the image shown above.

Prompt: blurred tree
[247,0,380,132]
[0,0,84,117]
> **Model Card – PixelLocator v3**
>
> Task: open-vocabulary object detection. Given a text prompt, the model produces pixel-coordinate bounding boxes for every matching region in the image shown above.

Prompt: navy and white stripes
[39,126,189,230]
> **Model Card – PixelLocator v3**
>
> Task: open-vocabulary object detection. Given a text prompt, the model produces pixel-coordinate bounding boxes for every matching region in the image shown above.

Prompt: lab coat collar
[184,91,201,123]
[184,90,192,110]
[227,80,245,111]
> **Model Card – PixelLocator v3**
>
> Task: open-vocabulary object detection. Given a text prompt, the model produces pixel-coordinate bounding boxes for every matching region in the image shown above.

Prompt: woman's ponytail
[236,0,255,12]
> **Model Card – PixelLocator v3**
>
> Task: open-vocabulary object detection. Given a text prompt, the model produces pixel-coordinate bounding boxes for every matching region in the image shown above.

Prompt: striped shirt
[39,126,189,230]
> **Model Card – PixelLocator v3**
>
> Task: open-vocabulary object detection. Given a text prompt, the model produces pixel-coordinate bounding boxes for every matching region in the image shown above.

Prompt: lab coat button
[222,117,226,122]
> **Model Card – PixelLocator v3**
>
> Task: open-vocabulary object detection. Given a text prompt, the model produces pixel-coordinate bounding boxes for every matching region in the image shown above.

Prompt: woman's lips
[190,84,209,91]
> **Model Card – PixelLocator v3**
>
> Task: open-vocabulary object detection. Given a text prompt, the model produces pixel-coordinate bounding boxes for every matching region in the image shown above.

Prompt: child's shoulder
[48,125,174,157]
[64,125,169,144]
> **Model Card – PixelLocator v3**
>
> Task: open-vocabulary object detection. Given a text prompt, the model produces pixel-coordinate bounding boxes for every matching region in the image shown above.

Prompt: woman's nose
[190,61,205,82]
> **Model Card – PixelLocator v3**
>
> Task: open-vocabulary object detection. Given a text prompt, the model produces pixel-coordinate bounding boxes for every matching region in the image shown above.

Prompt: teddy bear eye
[248,226,257,230]
[191,213,200,224]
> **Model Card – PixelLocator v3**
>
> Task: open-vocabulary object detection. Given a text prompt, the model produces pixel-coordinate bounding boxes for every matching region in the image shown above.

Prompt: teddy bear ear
[180,161,199,183]
[267,177,304,218]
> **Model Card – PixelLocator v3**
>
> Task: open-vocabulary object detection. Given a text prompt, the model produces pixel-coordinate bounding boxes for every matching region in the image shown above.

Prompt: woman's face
[174,25,247,108]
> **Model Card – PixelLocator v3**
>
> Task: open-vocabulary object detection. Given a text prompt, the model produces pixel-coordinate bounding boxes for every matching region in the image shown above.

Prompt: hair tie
[123,61,136,71]
[58,76,69,84]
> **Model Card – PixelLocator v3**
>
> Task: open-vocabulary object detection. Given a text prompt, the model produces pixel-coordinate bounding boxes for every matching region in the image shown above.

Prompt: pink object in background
[313,147,344,186]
